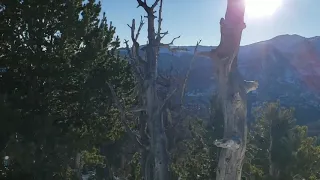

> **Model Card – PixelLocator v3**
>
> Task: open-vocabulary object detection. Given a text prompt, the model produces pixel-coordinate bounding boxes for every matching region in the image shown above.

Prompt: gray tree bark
[197,0,258,179]
[109,1,181,179]
[75,152,83,180]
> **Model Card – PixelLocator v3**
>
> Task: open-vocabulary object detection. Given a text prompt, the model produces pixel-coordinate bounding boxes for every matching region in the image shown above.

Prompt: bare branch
[107,82,146,149]
[135,16,145,40]
[180,40,201,105]
[136,0,159,14]
[156,0,164,40]
[159,35,181,48]
[124,39,131,56]
[167,35,181,46]
[151,0,161,9]
[130,19,136,42]
[124,39,144,84]
[124,17,148,86]
[127,18,146,64]
[160,88,177,112]
[129,107,147,113]
[136,0,150,12]
[159,31,168,39]
[244,80,259,93]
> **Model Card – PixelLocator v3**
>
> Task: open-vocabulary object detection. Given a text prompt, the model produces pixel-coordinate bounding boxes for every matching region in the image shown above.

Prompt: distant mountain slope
[120,34,320,124]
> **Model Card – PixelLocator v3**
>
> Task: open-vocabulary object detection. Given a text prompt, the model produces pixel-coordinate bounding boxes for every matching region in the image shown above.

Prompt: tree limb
[124,39,144,84]
[136,0,150,12]
[158,31,168,40]
[160,88,177,112]
[128,17,146,64]
[129,106,147,113]
[180,40,201,105]
[151,0,161,9]
[135,16,145,40]
[136,0,160,13]
[156,0,164,40]
[160,35,181,47]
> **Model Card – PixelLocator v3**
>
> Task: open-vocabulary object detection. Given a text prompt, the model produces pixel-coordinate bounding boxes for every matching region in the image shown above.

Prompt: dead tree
[197,0,258,179]
[108,0,183,179]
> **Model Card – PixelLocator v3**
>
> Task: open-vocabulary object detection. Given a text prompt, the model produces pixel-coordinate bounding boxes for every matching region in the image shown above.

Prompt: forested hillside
[0,0,319,180]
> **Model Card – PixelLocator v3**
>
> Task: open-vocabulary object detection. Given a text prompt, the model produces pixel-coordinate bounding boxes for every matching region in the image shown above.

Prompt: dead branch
[151,0,161,9]
[128,17,146,63]
[160,88,177,112]
[129,106,147,113]
[160,35,181,47]
[180,40,202,105]
[156,0,164,40]
[136,0,150,12]
[136,0,160,13]
[158,31,168,40]
[135,16,145,40]
[124,15,148,86]
[107,82,147,149]
[124,39,144,83]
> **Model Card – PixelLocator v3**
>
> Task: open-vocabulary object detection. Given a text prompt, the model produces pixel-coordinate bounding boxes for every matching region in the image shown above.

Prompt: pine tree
[0,0,133,179]
[243,102,320,180]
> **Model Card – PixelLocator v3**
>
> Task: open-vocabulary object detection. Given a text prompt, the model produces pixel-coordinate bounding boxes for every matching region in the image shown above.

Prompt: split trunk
[198,0,258,179]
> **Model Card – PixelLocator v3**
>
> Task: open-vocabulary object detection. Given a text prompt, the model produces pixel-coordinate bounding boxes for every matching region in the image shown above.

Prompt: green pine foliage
[171,100,320,180]
[0,0,133,179]
[243,102,320,180]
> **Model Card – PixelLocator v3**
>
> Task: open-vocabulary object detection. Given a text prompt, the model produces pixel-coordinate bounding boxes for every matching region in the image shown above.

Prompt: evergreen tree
[244,102,320,180]
[0,0,133,179]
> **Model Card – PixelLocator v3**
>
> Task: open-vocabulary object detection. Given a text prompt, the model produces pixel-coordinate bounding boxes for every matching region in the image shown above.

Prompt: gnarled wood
[124,1,181,179]
[197,0,258,179]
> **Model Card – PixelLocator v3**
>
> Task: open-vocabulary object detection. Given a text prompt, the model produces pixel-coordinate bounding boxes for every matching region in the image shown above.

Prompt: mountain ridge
[119,34,320,124]
[160,34,320,124]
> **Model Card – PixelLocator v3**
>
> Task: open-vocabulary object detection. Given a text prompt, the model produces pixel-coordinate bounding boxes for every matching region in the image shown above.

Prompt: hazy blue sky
[102,0,319,46]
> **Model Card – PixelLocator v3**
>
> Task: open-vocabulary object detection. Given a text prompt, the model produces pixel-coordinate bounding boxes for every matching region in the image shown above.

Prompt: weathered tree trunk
[121,1,177,179]
[75,152,83,180]
[142,5,170,179]
[110,1,184,179]
[197,0,258,179]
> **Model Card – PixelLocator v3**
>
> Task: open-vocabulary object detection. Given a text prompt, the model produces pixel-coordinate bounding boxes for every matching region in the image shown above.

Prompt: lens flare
[245,0,282,18]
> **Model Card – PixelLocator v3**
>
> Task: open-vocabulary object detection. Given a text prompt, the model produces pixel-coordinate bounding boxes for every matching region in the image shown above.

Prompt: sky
[102,0,320,46]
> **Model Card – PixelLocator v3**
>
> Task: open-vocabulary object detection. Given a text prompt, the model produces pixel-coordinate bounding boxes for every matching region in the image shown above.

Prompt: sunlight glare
[245,0,282,18]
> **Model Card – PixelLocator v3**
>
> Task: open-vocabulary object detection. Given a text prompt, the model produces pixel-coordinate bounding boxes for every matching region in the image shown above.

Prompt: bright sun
[245,0,282,18]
